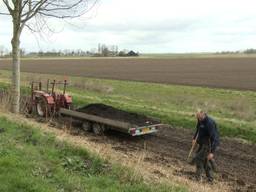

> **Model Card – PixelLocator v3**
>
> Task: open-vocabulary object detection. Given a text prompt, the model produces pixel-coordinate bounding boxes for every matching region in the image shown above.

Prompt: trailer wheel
[92,123,105,135]
[82,121,92,132]
[36,98,50,117]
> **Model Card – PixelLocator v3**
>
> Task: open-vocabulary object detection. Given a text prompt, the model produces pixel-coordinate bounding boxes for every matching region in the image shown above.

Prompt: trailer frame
[59,108,162,136]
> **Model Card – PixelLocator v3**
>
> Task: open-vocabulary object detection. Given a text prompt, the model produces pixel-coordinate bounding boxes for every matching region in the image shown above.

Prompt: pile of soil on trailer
[76,103,160,126]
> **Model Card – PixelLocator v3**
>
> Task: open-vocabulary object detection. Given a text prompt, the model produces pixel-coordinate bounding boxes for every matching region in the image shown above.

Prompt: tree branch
[3,0,14,15]
[37,11,85,19]
[23,23,37,33]
[41,0,84,12]
[21,0,30,10]
[21,0,47,23]
[0,12,10,15]
[38,0,98,19]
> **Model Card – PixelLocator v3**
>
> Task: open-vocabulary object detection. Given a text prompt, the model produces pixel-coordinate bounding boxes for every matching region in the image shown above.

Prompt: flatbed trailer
[59,107,163,136]
[25,80,163,136]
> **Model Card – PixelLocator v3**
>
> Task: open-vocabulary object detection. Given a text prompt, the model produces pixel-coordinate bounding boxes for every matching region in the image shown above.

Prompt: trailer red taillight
[130,128,136,135]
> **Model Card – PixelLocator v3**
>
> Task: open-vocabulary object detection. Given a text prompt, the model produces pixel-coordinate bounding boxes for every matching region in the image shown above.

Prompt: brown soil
[76,103,160,126]
[1,57,256,90]
[95,126,256,191]
[55,111,256,191]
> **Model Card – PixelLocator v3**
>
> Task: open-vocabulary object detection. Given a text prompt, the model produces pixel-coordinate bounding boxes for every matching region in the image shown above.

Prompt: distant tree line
[216,48,256,54]
[243,48,256,54]
[29,49,93,57]
[4,45,256,58]
[95,43,139,57]
[0,44,139,58]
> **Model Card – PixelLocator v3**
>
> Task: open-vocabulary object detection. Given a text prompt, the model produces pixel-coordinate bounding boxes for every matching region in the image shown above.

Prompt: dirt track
[1,57,256,90]
[62,117,256,192]
[94,127,256,192]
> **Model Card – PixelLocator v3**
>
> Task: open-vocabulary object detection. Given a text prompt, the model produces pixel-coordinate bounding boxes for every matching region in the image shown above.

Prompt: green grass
[0,116,185,192]
[69,79,256,143]
[0,69,256,143]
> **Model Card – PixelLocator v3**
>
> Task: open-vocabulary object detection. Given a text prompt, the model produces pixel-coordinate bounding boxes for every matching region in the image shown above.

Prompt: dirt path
[57,115,256,192]
[90,126,256,192]
[3,113,255,192]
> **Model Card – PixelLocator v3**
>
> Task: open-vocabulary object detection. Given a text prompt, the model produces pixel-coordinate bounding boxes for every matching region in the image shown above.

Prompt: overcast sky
[1,0,256,53]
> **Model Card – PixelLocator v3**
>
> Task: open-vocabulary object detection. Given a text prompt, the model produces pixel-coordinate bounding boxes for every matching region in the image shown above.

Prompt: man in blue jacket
[192,110,220,183]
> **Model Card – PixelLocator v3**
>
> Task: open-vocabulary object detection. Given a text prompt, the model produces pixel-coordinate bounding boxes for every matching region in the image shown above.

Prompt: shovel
[187,131,198,162]
[187,140,197,162]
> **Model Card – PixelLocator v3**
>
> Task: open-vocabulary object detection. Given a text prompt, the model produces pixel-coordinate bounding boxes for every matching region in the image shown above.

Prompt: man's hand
[192,139,196,145]
[207,153,214,160]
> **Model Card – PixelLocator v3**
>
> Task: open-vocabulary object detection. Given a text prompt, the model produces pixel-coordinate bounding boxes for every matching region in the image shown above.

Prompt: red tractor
[26,80,72,117]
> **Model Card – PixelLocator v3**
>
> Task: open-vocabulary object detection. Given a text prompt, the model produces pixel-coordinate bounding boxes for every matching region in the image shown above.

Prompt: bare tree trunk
[1,0,97,114]
[11,20,21,113]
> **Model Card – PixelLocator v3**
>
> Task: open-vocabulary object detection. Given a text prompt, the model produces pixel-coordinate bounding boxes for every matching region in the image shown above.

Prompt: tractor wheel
[92,123,105,135]
[36,98,50,117]
[82,121,92,132]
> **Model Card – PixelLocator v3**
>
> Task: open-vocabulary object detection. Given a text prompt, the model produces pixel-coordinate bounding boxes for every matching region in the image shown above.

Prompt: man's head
[196,110,206,121]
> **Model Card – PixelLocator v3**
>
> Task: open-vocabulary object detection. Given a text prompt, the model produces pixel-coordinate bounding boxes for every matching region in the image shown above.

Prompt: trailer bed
[77,104,160,126]
[60,103,162,136]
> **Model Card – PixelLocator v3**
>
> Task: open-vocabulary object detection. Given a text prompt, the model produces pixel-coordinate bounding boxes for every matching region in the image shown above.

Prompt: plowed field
[1,57,256,90]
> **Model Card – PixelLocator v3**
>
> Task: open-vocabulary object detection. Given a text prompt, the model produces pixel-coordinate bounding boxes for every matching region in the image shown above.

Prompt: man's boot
[195,163,204,182]
[207,177,214,184]
[205,161,214,184]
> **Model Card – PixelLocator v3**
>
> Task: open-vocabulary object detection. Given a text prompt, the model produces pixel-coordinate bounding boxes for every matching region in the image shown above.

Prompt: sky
[0,0,256,53]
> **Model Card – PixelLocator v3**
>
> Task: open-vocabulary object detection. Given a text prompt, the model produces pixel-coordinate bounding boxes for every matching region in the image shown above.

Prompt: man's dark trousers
[192,144,214,182]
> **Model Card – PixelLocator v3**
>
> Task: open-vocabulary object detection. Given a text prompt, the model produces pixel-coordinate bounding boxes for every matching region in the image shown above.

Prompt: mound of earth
[76,103,160,126]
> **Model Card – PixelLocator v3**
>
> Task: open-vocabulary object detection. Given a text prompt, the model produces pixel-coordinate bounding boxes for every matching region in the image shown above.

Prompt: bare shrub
[0,88,29,113]
[0,88,12,111]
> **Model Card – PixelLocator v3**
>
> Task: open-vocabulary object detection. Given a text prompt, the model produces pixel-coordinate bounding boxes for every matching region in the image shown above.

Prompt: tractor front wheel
[36,98,50,117]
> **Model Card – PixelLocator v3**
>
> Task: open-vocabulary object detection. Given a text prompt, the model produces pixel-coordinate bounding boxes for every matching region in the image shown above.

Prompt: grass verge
[0,115,185,192]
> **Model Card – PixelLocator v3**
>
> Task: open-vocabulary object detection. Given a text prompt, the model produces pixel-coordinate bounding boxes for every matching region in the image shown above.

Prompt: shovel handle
[187,142,196,161]
[187,132,198,161]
